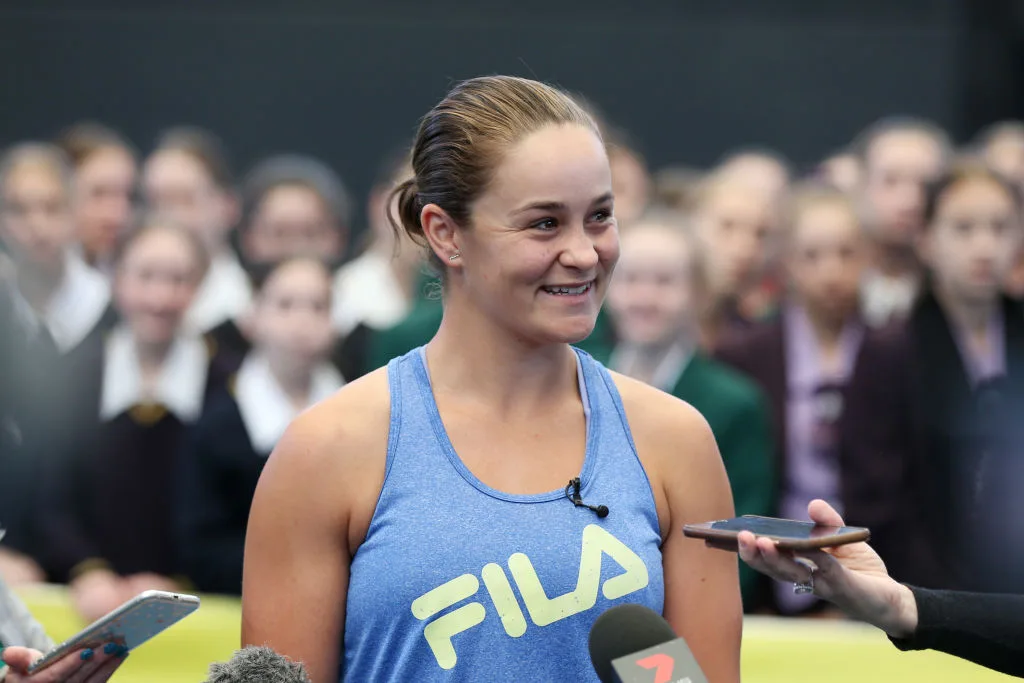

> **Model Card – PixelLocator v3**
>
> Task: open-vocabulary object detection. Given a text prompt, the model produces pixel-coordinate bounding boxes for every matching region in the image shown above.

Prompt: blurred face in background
[786,198,867,324]
[692,181,774,301]
[920,176,1022,307]
[818,153,862,195]
[142,149,235,252]
[114,226,205,346]
[983,130,1024,191]
[715,152,790,206]
[74,146,137,264]
[244,183,342,264]
[608,147,651,225]
[607,223,699,348]
[0,158,73,272]
[247,259,335,373]
[862,130,945,245]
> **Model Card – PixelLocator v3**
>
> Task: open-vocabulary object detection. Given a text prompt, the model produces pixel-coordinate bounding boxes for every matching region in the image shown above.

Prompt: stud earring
[448,252,461,262]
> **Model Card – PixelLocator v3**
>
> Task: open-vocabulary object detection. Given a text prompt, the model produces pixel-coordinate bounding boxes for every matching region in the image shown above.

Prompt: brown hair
[114,214,211,283]
[0,142,74,210]
[388,76,599,272]
[151,126,234,191]
[923,160,1022,228]
[55,121,137,167]
[781,181,863,244]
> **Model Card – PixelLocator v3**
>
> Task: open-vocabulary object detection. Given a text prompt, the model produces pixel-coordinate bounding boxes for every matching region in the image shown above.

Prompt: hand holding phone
[26,590,200,675]
[3,645,124,683]
[683,514,870,551]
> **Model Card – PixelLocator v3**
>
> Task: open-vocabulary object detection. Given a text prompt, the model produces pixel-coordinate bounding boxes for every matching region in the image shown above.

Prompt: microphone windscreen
[588,604,677,683]
[204,646,312,683]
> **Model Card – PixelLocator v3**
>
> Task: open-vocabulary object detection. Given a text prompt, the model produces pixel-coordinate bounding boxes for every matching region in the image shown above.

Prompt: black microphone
[204,646,312,683]
[565,477,609,518]
[588,604,708,683]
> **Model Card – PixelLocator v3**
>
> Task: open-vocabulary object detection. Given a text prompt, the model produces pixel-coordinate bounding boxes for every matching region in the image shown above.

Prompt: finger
[755,537,815,584]
[1,647,42,671]
[84,651,127,682]
[808,499,846,527]
[65,647,122,683]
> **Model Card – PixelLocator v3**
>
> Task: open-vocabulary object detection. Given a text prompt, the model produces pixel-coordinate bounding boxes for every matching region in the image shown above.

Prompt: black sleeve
[890,586,1024,677]
[174,406,251,596]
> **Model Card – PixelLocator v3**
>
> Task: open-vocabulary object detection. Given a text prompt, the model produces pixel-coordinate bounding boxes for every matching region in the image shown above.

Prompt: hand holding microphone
[736,499,918,639]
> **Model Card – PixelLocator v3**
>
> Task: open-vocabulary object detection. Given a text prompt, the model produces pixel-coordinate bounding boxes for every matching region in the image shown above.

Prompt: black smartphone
[683,515,870,551]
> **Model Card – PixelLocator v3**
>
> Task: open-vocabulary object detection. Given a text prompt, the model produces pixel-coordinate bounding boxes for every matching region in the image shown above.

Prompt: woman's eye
[531,218,558,231]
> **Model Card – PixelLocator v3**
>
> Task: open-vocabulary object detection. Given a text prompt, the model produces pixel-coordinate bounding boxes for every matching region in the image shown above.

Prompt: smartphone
[683,515,870,551]
[26,590,200,674]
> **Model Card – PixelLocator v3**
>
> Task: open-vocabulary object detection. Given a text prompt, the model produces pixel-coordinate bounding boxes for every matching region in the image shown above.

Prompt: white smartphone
[26,590,200,674]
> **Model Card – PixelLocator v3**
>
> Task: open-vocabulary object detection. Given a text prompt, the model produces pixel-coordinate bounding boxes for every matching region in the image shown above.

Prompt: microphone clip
[565,477,609,518]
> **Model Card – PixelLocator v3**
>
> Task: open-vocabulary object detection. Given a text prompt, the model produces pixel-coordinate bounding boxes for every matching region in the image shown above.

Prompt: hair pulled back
[389,76,598,272]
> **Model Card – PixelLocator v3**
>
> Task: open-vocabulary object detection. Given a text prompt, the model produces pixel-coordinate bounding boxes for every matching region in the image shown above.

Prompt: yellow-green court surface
[14,585,1017,682]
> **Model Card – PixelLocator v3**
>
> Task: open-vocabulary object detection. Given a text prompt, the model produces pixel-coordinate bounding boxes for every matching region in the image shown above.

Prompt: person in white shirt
[852,117,951,327]
[142,127,249,332]
[332,149,422,336]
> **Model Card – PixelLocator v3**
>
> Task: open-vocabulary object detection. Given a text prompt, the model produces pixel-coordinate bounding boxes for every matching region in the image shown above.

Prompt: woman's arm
[241,374,389,683]
[891,587,1024,678]
[618,377,743,683]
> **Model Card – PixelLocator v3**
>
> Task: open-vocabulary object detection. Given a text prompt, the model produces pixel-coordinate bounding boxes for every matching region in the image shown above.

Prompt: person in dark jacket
[177,256,343,595]
[841,161,1024,594]
[737,498,1024,679]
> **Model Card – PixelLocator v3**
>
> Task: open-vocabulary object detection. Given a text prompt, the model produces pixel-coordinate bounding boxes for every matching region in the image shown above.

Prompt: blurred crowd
[2,106,1024,625]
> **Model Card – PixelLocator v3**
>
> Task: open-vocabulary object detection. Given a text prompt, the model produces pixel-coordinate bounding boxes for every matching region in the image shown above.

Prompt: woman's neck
[426,291,579,417]
[933,281,997,335]
[265,353,315,408]
[16,258,66,313]
[871,240,920,279]
[617,339,686,387]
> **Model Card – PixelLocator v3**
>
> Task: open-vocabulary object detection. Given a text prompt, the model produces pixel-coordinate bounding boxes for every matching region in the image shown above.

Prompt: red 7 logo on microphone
[636,653,674,683]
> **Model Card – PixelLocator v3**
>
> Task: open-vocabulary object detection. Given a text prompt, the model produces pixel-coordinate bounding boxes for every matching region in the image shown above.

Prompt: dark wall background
[2,0,1022,223]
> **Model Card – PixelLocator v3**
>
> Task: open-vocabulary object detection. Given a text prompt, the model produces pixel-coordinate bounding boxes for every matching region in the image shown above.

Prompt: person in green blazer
[602,213,776,610]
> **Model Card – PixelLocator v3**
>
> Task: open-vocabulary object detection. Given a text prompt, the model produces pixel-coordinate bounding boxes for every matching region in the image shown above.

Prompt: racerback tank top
[343,347,665,681]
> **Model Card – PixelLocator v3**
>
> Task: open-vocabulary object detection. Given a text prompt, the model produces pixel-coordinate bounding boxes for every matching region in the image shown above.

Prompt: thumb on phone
[808,499,845,527]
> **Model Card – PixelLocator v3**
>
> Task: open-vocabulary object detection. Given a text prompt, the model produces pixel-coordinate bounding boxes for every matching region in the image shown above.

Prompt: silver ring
[792,559,816,595]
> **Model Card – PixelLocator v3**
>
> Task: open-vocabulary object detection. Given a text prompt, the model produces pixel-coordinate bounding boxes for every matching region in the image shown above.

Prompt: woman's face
[114,228,202,346]
[249,259,334,368]
[786,201,866,321]
[693,184,773,300]
[607,225,697,348]
[74,146,137,262]
[142,149,233,250]
[244,184,342,264]
[922,177,1022,305]
[0,162,73,270]
[444,123,618,346]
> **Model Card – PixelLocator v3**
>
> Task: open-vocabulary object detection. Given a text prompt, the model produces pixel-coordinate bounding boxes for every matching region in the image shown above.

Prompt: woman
[738,498,1024,677]
[142,126,248,332]
[604,213,775,609]
[841,161,1024,594]
[241,76,741,682]
[717,184,868,615]
[0,143,115,587]
[38,218,223,622]
[178,257,343,595]
[56,122,138,275]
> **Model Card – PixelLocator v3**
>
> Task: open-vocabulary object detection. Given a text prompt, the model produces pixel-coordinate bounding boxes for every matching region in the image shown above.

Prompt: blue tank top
[343,347,665,682]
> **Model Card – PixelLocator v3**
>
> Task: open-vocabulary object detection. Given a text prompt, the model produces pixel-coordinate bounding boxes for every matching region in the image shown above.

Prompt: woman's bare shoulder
[608,370,715,457]
[262,367,392,497]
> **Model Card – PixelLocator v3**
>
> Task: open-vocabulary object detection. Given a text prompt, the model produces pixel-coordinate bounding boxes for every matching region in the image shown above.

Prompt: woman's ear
[419,204,462,266]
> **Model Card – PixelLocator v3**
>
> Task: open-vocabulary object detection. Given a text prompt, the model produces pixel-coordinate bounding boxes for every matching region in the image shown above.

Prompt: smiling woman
[241,76,742,683]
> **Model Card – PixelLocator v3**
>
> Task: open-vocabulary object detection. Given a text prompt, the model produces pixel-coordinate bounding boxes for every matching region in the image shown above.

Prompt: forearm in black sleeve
[890,586,1024,677]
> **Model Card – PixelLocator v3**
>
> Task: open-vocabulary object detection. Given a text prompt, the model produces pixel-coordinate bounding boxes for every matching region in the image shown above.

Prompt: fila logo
[410,524,650,670]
